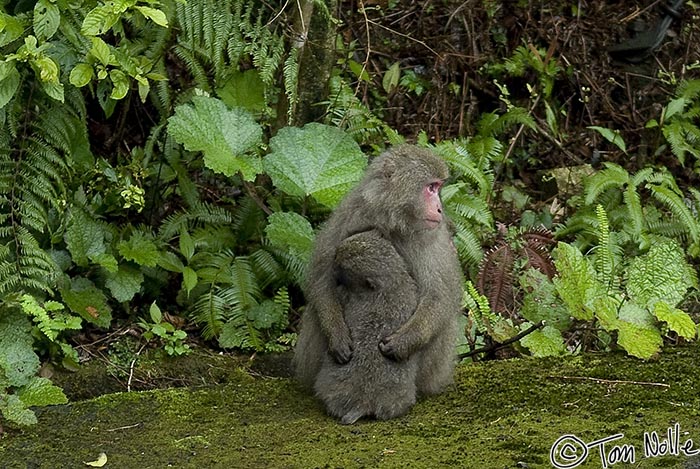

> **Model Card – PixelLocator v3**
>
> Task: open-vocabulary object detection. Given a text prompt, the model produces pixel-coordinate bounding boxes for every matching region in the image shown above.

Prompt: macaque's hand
[378,334,409,361]
[329,330,354,364]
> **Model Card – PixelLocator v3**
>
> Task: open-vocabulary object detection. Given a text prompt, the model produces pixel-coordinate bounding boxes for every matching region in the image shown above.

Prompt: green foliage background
[0,0,698,427]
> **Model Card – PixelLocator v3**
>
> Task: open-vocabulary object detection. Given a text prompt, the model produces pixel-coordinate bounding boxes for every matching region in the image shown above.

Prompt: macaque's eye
[428,182,441,194]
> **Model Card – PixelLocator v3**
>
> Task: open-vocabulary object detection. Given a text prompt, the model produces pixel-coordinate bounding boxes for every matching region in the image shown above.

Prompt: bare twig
[548,375,670,389]
[458,320,545,359]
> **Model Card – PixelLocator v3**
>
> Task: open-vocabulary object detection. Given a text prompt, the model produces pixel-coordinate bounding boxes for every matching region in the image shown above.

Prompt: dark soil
[338,0,699,180]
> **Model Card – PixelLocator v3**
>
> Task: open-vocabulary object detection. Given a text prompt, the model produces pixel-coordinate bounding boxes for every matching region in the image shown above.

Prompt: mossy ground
[3,347,700,468]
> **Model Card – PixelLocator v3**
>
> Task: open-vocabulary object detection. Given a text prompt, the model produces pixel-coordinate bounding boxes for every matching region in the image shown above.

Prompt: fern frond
[584,162,629,205]
[649,184,700,243]
[158,201,233,240]
[622,182,644,241]
[593,205,615,288]
[191,289,228,339]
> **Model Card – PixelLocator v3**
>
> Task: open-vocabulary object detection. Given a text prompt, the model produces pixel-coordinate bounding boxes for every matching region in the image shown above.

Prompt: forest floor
[3,346,700,468]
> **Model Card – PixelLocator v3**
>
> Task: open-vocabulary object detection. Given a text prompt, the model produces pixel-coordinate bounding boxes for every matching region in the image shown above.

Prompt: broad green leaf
[1,394,37,426]
[134,6,168,27]
[264,212,314,261]
[81,5,116,36]
[216,70,266,114]
[618,301,654,327]
[105,264,143,302]
[137,79,149,102]
[0,15,24,47]
[588,126,627,153]
[383,62,401,93]
[168,96,263,181]
[149,302,162,323]
[0,312,38,388]
[552,242,598,320]
[17,376,67,406]
[179,229,194,261]
[90,37,112,66]
[158,251,185,273]
[519,325,565,357]
[40,79,64,102]
[32,55,59,82]
[109,69,129,100]
[247,300,286,329]
[60,277,112,328]
[0,65,20,108]
[653,301,696,339]
[118,231,159,267]
[627,238,694,309]
[616,321,662,359]
[665,97,686,120]
[64,211,106,267]
[33,0,60,40]
[69,63,94,87]
[589,294,620,331]
[91,253,118,273]
[182,266,197,294]
[264,123,366,207]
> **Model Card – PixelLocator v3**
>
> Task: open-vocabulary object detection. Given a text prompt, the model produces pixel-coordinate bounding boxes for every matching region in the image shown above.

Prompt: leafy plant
[138,302,190,356]
[646,79,700,169]
[553,207,698,359]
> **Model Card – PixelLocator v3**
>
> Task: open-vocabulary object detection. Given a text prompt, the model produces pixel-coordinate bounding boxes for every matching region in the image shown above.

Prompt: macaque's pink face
[423,180,444,228]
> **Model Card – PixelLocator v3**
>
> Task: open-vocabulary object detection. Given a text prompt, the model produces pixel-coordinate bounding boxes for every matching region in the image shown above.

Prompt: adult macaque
[314,230,418,424]
[294,144,463,420]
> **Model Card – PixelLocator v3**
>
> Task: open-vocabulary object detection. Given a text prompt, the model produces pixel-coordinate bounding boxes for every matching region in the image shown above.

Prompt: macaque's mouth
[425,218,441,227]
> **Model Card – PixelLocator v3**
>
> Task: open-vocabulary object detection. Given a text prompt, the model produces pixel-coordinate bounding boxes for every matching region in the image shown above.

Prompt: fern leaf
[584,162,629,205]
[649,184,700,243]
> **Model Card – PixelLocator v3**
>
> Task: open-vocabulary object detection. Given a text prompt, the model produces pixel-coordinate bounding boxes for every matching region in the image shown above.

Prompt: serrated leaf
[654,301,696,339]
[0,327,39,387]
[1,394,37,426]
[158,251,184,272]
[665,97,686,120]
[247,300,286,329]
[17,376,67,406]
[134,6,168,27]
[182,266,197,294]
[33,0,60,40]
[69,63,94,87]
[81,6,112,36]
[519,325,565,357]
[109,69,129,100]
[118,231,159,267]
[91,253,118,273]
[552,242,598,320]
[627,238,694,308]
[105,264,143,302]
[383,62,400,93]
[60,277,112,328]
[265,212,314,260]
[616,321,662,359]
[168,96,263,180]
[64,212,106,267]
[41,79,64,102]
[179,229,194,260]
[264,123,367,207]
[90,37,112,66]
[0,66,20,108]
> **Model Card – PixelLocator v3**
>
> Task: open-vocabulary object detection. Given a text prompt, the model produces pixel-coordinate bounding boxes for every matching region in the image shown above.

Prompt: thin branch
[548,375,670,389]
[458,320,545,359]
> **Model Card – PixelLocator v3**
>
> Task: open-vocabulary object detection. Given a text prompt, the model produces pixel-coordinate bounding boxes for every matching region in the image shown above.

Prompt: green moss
[3,347,700,467]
